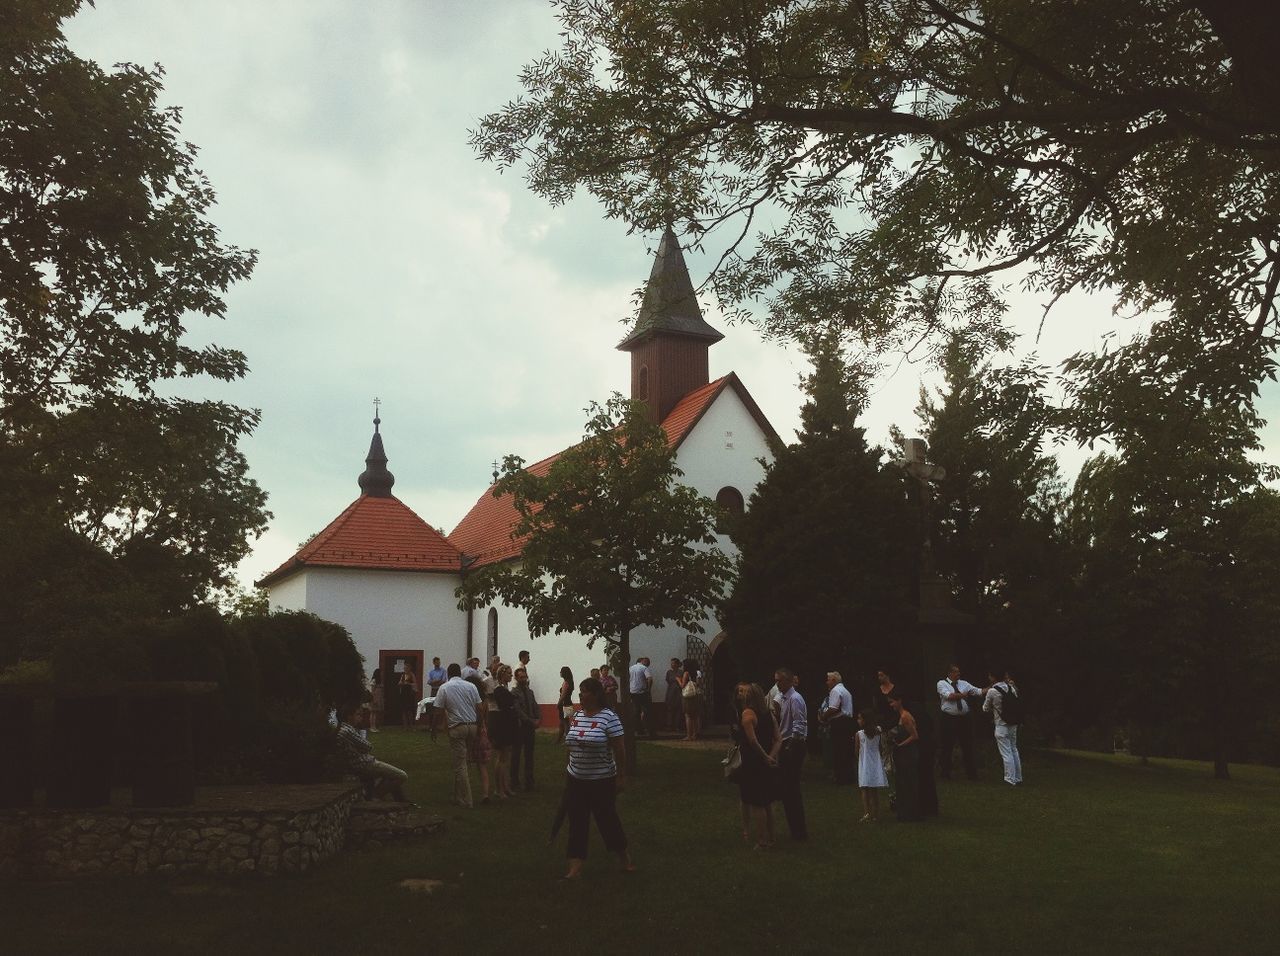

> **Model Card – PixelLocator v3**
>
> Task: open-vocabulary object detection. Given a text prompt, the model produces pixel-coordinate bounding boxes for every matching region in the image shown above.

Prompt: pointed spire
[358,401,395,497]
[618,226,724,351]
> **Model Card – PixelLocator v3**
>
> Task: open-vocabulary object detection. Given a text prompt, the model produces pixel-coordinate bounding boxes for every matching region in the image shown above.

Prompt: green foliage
[460,395,733,651]
[474,1,1279,397]
[908,329,1066,667]
[0,1,268,644]
[723,335,913,688]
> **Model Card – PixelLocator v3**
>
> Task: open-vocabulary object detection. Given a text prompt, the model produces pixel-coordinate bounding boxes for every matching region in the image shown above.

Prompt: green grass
[5,733,1279,955]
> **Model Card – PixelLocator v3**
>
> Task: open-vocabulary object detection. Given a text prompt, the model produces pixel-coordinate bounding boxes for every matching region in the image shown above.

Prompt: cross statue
[894,437,946,578]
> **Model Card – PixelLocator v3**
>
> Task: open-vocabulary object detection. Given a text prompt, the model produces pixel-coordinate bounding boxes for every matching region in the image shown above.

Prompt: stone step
[345,808,445,850]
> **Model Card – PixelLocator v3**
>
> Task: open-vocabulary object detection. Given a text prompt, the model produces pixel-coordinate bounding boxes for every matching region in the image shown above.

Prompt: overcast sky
[64,0,1280,591]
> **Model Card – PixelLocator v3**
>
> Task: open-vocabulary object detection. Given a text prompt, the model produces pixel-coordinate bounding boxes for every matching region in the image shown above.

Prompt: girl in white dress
[855,711,888,822]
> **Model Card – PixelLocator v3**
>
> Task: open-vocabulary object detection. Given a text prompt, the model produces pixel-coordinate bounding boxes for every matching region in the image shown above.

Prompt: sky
[63,0,1280,591]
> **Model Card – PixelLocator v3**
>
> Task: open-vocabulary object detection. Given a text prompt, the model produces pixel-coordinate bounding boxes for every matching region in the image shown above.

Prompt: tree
[473,1,1280,381]
[1059,326,1280,778]
[0,1,266,652]
[722,331,914,696]
[908,328,1065,670]
[458,396,733,769]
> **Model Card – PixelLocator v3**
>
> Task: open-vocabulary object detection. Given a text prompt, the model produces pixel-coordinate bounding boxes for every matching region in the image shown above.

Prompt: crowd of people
[727,663,1024,846]
[332,651,1022,877]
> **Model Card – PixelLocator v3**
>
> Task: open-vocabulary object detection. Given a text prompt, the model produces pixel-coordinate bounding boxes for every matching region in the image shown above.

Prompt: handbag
[722,744,742,782]
[682,678,700,698]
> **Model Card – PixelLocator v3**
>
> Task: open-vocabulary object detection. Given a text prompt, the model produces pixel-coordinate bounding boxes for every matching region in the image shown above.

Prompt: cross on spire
[373,397,382,432]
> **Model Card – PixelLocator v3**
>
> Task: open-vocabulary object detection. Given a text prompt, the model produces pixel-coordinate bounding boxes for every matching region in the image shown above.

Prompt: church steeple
[618,227,723,423]
[357,402,395,498]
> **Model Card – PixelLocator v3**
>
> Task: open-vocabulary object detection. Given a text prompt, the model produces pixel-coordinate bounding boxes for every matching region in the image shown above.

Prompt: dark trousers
[830,714,855,784]
[939,714,977,779]
[510,723,535,788]
[632,694,653,736]
[565,775,627,859]
[779,737,808,839]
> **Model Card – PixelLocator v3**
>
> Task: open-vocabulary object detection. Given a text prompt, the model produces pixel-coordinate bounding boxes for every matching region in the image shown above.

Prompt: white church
[258,230,780,726]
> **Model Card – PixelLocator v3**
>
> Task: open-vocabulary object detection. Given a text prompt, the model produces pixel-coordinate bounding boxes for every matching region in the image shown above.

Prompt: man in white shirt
[461,658,480,681]
[983,667,1023,786]
[820,671,855,785]
[628,656,654,737]
[433,663,483,807]
[775,668,809,840]
[937,664,984,780]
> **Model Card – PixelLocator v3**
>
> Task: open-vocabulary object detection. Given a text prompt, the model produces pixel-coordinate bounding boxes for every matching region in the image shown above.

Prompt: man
[517,649,531,670]
[820,671,855,785]
[937,664,983,780]
[426,656,447,739]
[434,662,483,807]
[665,657,684,733]
[628,656,654,737]
[336,702,410,802]
[983,668,1023,786]
[461,657,480,681]
[774,668,809,840]
[510,666,540,791]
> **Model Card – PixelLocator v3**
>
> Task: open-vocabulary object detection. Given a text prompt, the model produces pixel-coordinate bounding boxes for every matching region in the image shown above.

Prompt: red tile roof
[256,494,463,587]
[447,373,779,567]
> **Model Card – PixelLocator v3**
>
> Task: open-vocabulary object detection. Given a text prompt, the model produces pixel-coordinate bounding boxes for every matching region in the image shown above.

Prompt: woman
[368,668,383,732]
[466,675,493,803]
[680,659,702,741]
[599,665,619,708]
[665,657,684,734]
[489,665,518,800]
[733,682,779,849]
[560,676,634,879]
[888,691,922,823]
[557,666,575,743]
[875,668,899,798]
[398,669,418,728]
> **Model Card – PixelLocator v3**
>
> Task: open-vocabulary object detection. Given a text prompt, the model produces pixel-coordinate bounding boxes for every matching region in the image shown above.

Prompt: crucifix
[894,437,947,605]
[373,397,382,431]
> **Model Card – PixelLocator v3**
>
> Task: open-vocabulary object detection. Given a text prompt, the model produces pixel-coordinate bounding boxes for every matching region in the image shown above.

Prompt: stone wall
[0,786,359,881]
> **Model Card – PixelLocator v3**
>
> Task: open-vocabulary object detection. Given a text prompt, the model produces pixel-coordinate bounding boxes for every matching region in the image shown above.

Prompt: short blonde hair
[827,671,842,683]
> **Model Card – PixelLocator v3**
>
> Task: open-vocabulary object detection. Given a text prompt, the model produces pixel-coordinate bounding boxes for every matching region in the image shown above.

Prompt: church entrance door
[378,650,422,727]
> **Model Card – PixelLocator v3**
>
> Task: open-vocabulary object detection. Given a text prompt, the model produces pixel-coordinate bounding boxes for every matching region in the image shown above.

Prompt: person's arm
[608,734,627,790]
[983,688,995,714]
[433,685,447,710]
[895,713,919,747]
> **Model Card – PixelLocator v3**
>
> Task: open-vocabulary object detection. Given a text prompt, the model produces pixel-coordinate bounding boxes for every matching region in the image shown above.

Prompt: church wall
[284,568,468,676]
[267,573,308,612]
[672,386,775,521]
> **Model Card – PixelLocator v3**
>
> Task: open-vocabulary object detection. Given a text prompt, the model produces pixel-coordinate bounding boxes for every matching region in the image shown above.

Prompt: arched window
[715,486,744,534]
[636,364,649,403]
[486,607,498,660]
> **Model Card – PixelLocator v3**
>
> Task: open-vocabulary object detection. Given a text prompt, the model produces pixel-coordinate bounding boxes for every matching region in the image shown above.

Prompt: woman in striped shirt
[560,676,635,879]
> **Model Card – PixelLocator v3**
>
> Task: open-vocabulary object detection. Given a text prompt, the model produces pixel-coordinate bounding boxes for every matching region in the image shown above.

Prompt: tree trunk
[617,628,638,774]
[1210,679,1231,781]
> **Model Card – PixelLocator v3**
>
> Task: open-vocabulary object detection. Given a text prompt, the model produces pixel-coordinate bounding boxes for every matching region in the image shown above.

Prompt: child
[855,710,888,821]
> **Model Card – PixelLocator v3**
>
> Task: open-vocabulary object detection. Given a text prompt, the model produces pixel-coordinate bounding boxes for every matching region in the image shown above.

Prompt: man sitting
[336,702,410,802]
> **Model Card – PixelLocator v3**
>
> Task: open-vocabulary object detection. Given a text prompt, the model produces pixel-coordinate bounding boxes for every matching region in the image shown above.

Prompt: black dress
[735,708,778,808]
[892,723,922,822]
[490,686,518,748]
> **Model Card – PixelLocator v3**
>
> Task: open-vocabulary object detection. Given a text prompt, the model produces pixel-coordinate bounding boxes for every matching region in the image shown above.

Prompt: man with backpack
[983,668,1024,786]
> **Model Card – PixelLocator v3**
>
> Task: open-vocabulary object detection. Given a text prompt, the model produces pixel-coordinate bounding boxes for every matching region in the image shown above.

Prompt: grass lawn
[5,731,1279,955]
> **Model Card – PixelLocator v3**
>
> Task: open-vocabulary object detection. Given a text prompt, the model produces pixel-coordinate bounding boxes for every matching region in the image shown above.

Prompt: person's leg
[589,777,632,869]
[740,801,750,841]
[995,729,1016,784]
[564,776,590,877]
[860,787,870,819]
[779,740,808,839]
[368,760,408,802]
[448,726,474,807]
[958,715,977,779]
[501,737,517,788]
[1010,726,1023,784]
[939,716,956,779]
[870,788,880,820]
